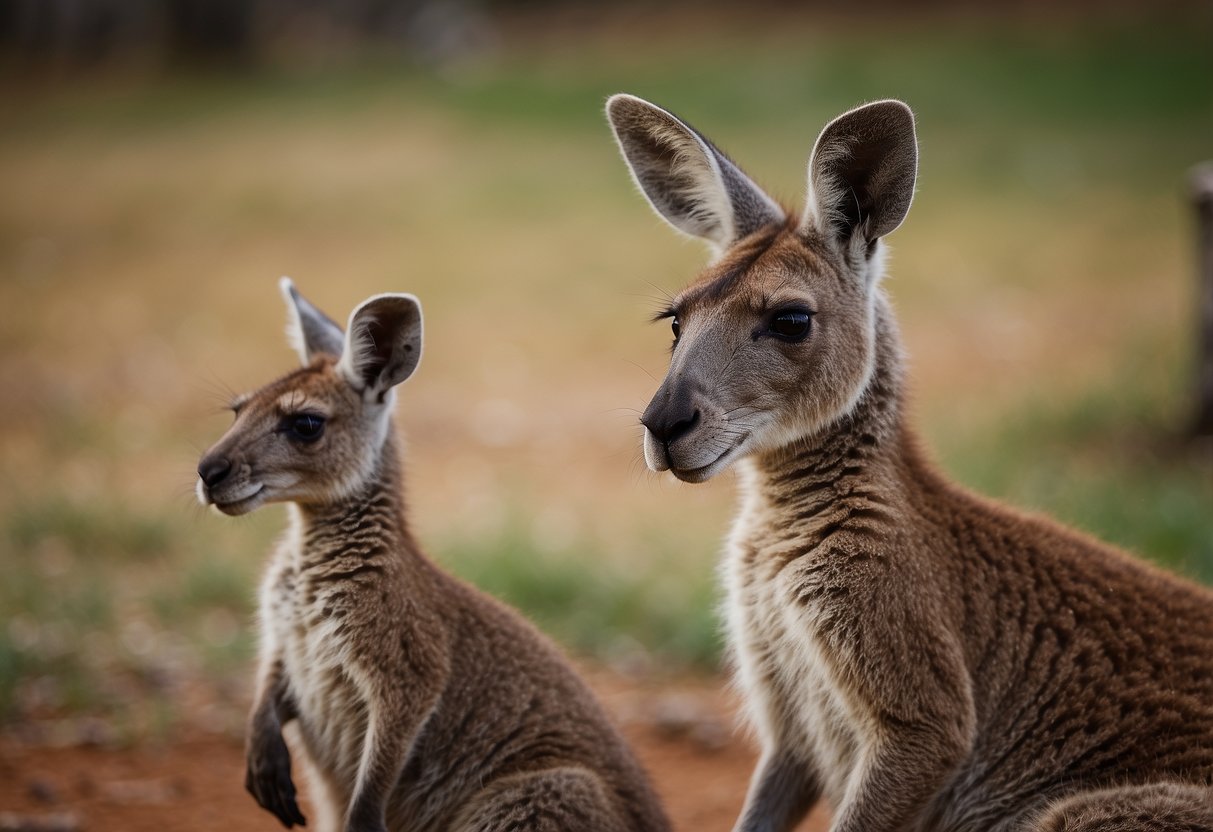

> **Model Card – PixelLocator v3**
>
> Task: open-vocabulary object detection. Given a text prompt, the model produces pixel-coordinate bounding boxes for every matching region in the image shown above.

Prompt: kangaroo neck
[748,298,912,513]
[292,431,417,567]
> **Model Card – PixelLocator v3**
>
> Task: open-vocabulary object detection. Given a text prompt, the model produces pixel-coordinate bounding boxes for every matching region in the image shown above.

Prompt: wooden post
[1193,163,1213,436]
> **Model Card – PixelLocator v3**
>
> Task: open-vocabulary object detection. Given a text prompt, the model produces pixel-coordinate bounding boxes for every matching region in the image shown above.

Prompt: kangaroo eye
[671,317,681,340]
[288,413,326,443]
[769,310,812,342]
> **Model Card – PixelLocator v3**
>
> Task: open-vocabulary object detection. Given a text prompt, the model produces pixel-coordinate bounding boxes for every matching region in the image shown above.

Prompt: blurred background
[1,0,1212,827]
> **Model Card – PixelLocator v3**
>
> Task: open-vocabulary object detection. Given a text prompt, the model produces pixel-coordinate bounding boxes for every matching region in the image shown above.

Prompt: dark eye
[671,317,681,341]
[769,310,812,342]
[288,413,325,443]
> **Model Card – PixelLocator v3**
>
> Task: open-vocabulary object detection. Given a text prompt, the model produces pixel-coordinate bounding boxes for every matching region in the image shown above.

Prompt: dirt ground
[0,672,830,832]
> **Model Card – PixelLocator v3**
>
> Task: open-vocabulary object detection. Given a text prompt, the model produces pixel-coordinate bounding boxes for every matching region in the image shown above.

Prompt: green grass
[6,497,174,564]
[933,357,1213,584]
[438,524,722,670]
[0,493,271,722]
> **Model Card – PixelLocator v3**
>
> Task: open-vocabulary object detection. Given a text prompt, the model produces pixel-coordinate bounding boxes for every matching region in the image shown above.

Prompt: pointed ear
[280,277,344,364]
[606,93,785,254]
[801,100,918,251]
[338,293,423,398]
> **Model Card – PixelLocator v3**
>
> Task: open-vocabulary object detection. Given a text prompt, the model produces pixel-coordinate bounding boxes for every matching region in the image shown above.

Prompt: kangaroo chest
[724,497,878,806]
[265,552,371,786]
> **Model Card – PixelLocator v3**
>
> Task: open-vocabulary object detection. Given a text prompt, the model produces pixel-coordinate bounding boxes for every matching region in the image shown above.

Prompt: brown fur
[198,284,670,832]
[607,95,1213,831]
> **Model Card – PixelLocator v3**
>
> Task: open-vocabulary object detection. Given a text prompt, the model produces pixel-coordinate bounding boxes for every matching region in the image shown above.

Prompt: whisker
[640,281,674,306]
[721,400,769,419]
[194,371,241,412]
[622,284,675,308]
[715,342,744,380]
[621,359,659,383]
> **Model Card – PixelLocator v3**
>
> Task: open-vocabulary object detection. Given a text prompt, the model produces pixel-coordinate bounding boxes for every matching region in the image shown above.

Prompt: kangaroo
[606,94,1213,832]
[196,280,671,832]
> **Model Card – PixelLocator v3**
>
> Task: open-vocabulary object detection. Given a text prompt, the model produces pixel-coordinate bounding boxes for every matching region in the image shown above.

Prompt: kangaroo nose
[198,456,233,489]
[641,401,701,446]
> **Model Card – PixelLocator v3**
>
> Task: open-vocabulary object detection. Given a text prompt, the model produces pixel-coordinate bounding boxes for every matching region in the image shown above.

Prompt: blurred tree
[0,0,155,66]
[1193,164,1213,437]
[164,0,256,65]
[0,0,496,70]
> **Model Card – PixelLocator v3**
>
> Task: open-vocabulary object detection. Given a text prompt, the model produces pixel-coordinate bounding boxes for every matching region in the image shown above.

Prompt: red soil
[0,673,830,832]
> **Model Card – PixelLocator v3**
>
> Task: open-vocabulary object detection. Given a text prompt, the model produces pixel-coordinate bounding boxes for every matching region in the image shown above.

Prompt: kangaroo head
[606,95,917,482]
[197,279,423,515]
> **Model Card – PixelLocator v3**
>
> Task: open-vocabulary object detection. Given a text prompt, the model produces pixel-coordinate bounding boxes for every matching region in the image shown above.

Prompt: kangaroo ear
[802,100,918,252]
[606,93,785,254]
[338,293,423,398]
[280,277,345,364]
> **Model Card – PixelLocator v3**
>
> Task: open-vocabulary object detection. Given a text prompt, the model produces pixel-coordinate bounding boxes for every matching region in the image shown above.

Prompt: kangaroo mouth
[644,422,751,483]
[667,433,750,483]
[669,460,719,484]
[207,484,266,516]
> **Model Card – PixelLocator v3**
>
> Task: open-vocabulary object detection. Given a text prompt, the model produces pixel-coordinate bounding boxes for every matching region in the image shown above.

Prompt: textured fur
[607,95,1213,832]
[607,94,786,255]
[197,284,669,832]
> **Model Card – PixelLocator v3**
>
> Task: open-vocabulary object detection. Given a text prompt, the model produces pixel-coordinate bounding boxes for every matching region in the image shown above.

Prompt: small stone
[0,812,81,832]
[26,779,59,805]
[647,693,730,750]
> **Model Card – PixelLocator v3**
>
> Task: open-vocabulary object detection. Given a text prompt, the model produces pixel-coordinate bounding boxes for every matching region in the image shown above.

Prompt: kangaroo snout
[641,379,702,471]
[641,397,700,447]
[198,454,233,489]
[196,442,265,515]
[640,379,743,483]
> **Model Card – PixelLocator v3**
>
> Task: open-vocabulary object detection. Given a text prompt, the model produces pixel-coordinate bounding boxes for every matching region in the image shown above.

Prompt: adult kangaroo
[606,93,1213,832]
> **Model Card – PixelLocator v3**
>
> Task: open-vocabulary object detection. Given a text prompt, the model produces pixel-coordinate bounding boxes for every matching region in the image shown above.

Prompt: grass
[932,356,1213,584]
[0,492,271,721]
[438,523,722,671]
[1,7,1211,728]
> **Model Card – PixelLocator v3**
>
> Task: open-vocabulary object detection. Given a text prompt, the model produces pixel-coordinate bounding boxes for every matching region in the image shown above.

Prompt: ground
[0,671,830,832]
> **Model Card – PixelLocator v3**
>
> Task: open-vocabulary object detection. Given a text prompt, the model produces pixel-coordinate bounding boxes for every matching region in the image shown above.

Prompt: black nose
[198,456,232,489]
[641,399,701,446]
